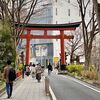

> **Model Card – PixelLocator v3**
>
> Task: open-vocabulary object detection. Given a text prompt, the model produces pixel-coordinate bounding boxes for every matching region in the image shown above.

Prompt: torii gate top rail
[15,22,80,65]
[15,22,80,30]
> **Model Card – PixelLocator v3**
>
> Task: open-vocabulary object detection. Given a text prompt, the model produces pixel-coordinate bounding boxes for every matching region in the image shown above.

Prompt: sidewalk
[0,75,50,100]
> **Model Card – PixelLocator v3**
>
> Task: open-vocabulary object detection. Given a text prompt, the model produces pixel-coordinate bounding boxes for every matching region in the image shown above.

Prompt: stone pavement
[0,75,51,100]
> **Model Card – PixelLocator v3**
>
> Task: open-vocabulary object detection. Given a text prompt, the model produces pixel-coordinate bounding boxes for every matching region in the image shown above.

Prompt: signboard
[53,57,59,62]
[35,44,48,56]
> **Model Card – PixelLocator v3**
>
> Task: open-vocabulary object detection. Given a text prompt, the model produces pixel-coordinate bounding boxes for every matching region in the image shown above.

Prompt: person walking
[47,63,53,75]
[35,64,42,82]
[25,65,30,76]
[3,60,14,98]
[31,64,36,78]
[22,65,25,78]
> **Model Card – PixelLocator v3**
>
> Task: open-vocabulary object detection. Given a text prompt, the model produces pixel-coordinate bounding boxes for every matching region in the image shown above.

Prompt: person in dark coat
[47,63,53,75]
[3,60,13,98]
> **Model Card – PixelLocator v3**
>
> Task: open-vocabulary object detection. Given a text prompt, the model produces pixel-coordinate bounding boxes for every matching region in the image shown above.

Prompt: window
[79,10,81,16]
[68,9,70,16]
[68,0,70,3]
[89,0,90,3]
[56,8,57,15]
[89,10,91,17]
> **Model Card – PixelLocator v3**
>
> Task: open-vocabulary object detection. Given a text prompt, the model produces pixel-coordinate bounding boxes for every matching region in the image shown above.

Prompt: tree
[0,0,44,66]
[0,0,39,43]
[65,29,84,63]
[0,20,16,67]
[77,0,99,68]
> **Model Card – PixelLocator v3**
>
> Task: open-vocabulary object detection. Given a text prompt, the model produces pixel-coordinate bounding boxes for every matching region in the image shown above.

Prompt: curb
[49,85,57,100]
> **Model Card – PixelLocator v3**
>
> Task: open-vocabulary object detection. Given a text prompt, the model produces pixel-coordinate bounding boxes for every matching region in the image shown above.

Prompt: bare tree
[0,0,41,45]
[0,0,52,50]
[65,29,84,63]
[0,0,51,64]
[77,0,99,68]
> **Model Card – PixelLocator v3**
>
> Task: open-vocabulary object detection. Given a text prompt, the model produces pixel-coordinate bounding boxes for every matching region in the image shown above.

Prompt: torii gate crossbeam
[16,22,80,65]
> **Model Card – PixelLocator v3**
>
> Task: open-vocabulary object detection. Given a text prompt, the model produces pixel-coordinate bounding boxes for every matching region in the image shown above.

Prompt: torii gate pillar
[25,30,31,65]
[60,30,65,64]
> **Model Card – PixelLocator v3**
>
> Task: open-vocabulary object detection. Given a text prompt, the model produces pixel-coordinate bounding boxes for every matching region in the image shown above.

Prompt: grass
[0,80,5,90]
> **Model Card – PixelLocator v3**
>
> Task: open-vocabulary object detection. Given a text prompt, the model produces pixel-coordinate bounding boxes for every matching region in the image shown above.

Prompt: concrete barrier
[45,76,49,95]
[45,76,57,100]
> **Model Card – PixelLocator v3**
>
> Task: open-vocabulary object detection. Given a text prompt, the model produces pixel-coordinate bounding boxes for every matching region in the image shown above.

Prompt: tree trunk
[70,47,74,63]
[70,53,74,63]
[92,0,100,31]
[84,46,92,69]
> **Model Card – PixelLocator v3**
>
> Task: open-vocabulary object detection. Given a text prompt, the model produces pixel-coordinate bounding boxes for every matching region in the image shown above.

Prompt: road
[49,72,100,100]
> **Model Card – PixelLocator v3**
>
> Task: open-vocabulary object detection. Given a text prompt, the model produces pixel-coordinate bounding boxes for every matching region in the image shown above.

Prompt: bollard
[45,76,49,95]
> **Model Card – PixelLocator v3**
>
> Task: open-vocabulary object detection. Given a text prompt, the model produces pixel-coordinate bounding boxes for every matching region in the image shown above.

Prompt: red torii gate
[16,22,80,65]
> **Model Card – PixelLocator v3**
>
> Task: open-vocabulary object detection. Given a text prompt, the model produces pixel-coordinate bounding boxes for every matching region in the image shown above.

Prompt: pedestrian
[35,64,42,82]
[3,60,14,98]
[31,64,36,78]
[25,65,30,76]
[47,63,53,75]
[22,65,25,78]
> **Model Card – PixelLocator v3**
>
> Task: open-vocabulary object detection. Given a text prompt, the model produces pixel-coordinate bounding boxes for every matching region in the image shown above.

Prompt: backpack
[8,68,16,81]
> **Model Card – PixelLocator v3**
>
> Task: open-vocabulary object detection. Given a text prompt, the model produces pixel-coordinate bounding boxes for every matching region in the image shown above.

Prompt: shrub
[89,65,96,71]
[67,64,84,76]
[0,64,4,73]
[81,70,98,80]
[81,65,98,80]
[71,72,78,77]
[18,64,23,71]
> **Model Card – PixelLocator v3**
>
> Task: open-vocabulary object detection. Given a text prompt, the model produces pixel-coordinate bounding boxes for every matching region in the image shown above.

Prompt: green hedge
[18,64,24,71]
[67,64,84,76]
[0,64,5,73]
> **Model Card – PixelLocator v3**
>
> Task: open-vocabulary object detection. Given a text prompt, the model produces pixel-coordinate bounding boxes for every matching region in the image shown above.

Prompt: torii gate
[16,22,80,65]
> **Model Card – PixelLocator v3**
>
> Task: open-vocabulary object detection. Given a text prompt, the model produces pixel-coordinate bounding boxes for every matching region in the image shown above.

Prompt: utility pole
[92,0,100,31]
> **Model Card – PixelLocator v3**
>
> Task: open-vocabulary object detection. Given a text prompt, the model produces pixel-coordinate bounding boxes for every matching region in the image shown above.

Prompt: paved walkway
[0,74,50,100]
